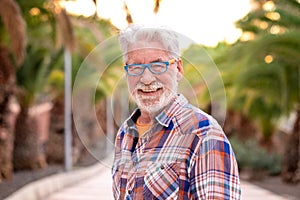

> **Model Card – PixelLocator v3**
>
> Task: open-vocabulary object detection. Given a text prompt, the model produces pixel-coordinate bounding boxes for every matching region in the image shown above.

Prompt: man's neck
[138,112,152,124]
[138,95,179,124]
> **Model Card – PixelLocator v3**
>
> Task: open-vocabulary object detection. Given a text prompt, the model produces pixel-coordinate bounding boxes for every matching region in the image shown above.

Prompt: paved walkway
[44,168,295,200]
[46,168,113,200]
[5,155,297,200]
[45,169,295,200]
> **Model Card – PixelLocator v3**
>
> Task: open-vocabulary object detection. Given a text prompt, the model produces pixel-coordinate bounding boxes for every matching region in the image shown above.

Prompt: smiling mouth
[137,87,163,95]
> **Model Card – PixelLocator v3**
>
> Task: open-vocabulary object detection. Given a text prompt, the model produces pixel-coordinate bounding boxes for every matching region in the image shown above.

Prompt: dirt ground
[1,161,299,199]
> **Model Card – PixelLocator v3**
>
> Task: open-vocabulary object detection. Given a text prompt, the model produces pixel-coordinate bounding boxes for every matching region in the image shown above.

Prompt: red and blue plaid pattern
[112,94,241,199]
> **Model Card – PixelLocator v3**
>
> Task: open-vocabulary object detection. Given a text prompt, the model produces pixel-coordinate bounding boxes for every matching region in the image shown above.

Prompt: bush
[229,136,281,176]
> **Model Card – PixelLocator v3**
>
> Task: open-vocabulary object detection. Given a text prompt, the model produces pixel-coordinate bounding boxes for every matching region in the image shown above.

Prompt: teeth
[140,86,162,92]
[142,89,157,92]
[136,82,163,93]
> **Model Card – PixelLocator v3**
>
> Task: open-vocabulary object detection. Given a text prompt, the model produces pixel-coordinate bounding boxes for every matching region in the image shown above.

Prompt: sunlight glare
[154,0,252,46]
[96,0,126,28]
[63,0,96,17]
[265,12,280,21]
[264,55,274,64]
[263,1,276,11]
[65,0,252,46]
[29,7,41,16]
[270,25,284,34]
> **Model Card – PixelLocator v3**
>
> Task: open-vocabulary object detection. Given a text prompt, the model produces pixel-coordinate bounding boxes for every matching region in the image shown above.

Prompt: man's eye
[129,66,143,72]
[151,63,166,71]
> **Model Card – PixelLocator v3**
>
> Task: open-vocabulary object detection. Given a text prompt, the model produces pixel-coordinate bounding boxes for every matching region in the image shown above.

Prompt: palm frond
[0,0,26,66]
[154,0,161,14]
[123,1,133,24]
[55,8,74,51]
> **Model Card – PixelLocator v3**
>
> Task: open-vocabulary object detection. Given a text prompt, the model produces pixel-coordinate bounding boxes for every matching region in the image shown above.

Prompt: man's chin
[135,98,162,114]
[133,91,176,114]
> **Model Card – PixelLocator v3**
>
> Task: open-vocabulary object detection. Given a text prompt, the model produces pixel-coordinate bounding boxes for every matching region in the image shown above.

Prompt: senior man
[112,23,241,200]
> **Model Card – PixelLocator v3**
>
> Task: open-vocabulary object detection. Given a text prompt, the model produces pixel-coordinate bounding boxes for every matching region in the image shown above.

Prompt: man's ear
[176,58,184,81]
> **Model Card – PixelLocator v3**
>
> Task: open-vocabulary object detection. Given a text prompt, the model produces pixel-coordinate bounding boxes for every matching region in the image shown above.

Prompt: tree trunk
[223,109,258,140]
[13,103,52,170]
[281,108,300,184]
[0,46,18,181]
[46,99,65,164]
[0,99,19,182]
[46,97,92,166]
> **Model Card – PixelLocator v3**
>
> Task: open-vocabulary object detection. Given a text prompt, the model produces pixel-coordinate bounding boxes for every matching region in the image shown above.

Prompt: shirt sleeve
[111,125,125,200]
[112,126,123,166]
[190,128,241,200]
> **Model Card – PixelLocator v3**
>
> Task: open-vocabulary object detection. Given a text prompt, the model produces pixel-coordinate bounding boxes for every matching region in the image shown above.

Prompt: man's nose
[140,67,155,84]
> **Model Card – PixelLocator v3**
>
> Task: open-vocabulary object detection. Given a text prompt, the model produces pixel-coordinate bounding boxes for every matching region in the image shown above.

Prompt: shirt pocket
[144,162,180,200]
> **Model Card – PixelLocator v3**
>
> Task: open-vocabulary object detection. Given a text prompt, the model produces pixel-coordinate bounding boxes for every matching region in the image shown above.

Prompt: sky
[63,0,252,46]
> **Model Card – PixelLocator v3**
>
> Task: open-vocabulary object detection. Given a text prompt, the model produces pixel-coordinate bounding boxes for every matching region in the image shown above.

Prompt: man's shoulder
[175,103,223,137]
[176,103,211,126]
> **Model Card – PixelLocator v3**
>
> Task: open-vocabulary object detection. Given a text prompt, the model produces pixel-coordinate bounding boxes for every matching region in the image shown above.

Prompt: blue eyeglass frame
[124,58,176,76]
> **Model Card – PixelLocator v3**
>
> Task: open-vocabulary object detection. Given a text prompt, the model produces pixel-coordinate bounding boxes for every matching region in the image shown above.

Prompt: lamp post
[64,48,72,172]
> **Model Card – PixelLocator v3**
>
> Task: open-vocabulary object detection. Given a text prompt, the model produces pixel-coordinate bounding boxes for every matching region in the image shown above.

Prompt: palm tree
[46,16,122,164]
[12,0,74,170]
[70,17,123,164]
[216,0,300,183]
[0,0,26,181]
[13,45,64,170]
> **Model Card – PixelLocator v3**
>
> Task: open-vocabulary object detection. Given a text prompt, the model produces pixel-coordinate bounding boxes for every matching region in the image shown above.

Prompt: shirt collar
[156,94,188,127]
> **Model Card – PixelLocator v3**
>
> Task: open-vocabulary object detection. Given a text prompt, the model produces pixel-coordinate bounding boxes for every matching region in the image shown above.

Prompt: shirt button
[160,165,165,170]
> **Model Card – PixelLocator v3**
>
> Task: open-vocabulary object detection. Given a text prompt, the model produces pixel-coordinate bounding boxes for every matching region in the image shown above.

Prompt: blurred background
[0,0,299,199]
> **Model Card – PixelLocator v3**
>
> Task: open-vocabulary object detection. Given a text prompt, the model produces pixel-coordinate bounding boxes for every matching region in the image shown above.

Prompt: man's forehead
[126,54,167,64]
[125,41,170,63]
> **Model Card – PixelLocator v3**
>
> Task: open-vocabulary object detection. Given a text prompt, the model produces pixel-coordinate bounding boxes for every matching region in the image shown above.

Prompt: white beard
[132,80,178,115]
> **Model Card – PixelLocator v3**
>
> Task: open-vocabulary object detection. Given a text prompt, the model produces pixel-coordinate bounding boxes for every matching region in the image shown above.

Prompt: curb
[5,155,113,200]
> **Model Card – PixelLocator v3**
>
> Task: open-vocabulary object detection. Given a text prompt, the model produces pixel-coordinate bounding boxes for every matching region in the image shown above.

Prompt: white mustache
[135,82,163,92]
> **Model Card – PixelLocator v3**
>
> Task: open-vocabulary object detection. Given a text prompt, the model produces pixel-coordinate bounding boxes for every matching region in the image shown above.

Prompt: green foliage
[181,44,225,109]
[236,0,300,35]
[230,136,281,175]
[16,45,63,107]
[6,0,65,109]
[205,0,300,142]
[47,17,122,104]
[73,18,123,102]
[16,0,57,46]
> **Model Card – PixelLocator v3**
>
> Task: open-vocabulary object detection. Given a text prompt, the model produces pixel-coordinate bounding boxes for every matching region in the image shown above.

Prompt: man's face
[125,41,183,115]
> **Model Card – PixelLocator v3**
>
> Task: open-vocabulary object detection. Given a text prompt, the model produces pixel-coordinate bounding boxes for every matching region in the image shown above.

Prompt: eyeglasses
[124,59,176,76]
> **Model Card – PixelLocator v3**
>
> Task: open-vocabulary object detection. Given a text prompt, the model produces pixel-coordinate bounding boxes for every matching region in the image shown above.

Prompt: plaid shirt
[112,94,241,200]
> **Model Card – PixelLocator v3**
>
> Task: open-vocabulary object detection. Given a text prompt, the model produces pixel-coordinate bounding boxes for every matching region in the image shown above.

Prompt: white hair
[119,23,180,61]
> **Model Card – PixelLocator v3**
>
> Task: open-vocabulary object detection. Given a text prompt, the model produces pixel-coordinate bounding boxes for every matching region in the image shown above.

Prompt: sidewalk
[5,156,297,200]
[46,167,113,200]
[45,169,293,200]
